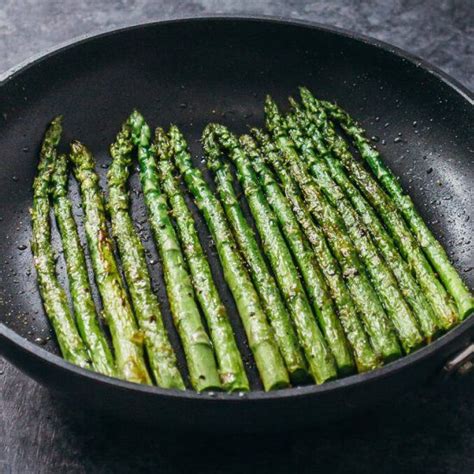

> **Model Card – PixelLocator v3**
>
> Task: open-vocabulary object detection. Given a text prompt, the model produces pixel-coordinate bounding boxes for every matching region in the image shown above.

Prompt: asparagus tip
[238,133,255,150]
[70,140,83,153]
[168,124,187,155]
[298,85,311,97]
[288,96,299,109]
[201,123,218,142]
[154,127,172,160]
[201,125,223,171]
[51,114,63,125]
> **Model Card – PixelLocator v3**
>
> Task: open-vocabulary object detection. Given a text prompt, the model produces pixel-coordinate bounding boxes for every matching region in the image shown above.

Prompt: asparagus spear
[31,117,91,369]
[264,97,402,362]
[127,113,220,392]
[50,153,115,376]
[154,127,248,392]
[289,99,439,340]
[107,121,184,389]
[168,124,289,391]
[300,88,459,329]
[204,124,337,383]
[238,133,355,374]
[321,99,473,320]
[195,133,308,383]
[247,131,380,372]
[70,141,150,384]
[282,112,424,353]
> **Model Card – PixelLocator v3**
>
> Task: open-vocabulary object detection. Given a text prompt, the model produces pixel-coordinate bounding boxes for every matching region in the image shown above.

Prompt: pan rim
[0,14,472,402]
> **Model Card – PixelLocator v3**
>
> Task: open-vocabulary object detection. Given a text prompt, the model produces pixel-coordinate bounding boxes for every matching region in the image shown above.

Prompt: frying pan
[0,16,472,433]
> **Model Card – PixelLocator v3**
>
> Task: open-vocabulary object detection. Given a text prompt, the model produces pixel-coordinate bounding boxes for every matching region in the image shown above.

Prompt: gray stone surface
[2,0,473,90]
[0,1,473,473]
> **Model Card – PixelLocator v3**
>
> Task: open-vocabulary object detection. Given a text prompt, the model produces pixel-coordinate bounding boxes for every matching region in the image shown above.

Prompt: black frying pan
[0,16,472,433]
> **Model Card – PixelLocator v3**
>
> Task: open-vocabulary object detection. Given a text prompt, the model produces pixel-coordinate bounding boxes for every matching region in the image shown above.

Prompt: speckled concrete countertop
[1,1,473,473]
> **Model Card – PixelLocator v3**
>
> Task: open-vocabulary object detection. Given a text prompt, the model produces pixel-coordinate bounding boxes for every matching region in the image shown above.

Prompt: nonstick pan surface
[0,16,472,432]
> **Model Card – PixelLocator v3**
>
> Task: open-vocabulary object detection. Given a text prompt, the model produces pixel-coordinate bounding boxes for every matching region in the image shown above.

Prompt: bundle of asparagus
[30,87,473,392]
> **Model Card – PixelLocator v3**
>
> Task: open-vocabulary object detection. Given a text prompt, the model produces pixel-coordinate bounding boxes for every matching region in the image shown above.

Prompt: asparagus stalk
[321,99,473,320]
[289,99,439,340]
[209,160,309,384]
[204,124,337,383]
[127,113,220,392]
[154,127,248,392]
[283,112,424,353]
[300,88,459,329]
[169,124,290,391]
[238,134,355,374]
[31,117,91,368]
[50,153,115,376]
[264,97,402,362]
[195,134,308,383]
[70,141,150,384]
[247,131,380,372]
[107,121,185,389]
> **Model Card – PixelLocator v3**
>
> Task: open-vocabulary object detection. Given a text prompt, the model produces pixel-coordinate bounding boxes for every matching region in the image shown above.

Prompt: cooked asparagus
[31,117,91,368]
[128,112,220,392]
[247,130,380,372]
[288,98,439,340]
[321,99,474,320]
[169,124,290,391]
[154,127,248,392]
[264,96,402,362]
[204,124,338,383]
[51,152,115,376]
[70,141,150,384]
[107,121,185,389]
[300,88,459,329]
[195,133,307,383]
[239,133,355,373]
[282,110,424,353]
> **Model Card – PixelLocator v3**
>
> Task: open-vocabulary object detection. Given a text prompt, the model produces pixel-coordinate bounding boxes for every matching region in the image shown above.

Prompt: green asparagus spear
[300,88,459,329]
[282,112,424,353]
[238,133,355,373]
[169,124,289,391]
[195,133,307,383]
[288,99,439,340]
[107,121,185,389]
[320,99,473,320]
[154,127,248,392]
[31,117,91,369]
[204,124,337,383]
[50,153,115,376]
[265,96,402,362]
[70,141,150,384]
[127,113,220,392]
[252,129,380,372]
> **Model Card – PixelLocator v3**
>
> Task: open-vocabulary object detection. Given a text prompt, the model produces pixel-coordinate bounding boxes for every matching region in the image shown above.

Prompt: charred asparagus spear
[237,133,355,373]
[70,141,150,384]
[321,98,473,320]
[31,117,91,368]
[288,98,439,340]
[264,97,402,362]
[154,127,248,392]
[282,110,424,353]
[300,88,459,329]
[50,152,115,376]
[169,124,290,391]
[247,130,380,372]
[194,135,308,383]
[107,121,184,389]
[204,124,338,383]
[128,112,220,392]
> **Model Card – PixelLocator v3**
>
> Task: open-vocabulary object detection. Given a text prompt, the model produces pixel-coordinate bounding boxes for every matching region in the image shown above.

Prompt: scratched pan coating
[0,17,472,432]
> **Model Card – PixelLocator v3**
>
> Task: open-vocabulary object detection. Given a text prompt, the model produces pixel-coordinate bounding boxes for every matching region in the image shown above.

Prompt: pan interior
[0,19,472,391]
